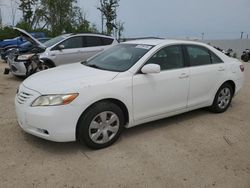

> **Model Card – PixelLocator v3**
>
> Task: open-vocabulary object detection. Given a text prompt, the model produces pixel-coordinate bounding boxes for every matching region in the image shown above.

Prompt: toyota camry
[15,39,244,149]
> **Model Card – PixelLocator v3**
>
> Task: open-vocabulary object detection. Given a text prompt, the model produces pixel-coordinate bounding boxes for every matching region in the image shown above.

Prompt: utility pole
[114,6,117,38]
[201,32,204,40]
[100,0,104,34]
[240,31,244,39]
[0,8,2,28]
[10,0,18,26]
[0,3,7,28]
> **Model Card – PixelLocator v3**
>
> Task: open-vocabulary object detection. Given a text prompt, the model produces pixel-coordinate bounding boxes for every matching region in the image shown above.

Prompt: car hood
[14,27,45,49]
[22,63,120,94]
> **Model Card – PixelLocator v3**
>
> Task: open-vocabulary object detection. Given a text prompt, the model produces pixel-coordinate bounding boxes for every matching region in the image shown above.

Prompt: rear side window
[85,36,102,47]
[186,45,223,66]
[186,46,211,66]
[101,37,114,45]
[210,51,223,64]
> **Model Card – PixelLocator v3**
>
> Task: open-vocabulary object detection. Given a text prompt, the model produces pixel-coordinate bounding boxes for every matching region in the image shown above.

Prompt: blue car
[0,32,45,48]
[1,38,50,61]
[0,37,26,48]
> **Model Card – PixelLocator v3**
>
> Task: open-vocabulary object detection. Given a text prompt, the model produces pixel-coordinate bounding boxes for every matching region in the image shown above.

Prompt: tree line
[0,0,124,40]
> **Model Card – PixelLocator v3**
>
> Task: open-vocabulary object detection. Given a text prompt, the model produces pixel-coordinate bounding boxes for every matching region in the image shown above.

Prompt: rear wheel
[209,83,233,113]
[241,55,249,62]
[77,101,124,149]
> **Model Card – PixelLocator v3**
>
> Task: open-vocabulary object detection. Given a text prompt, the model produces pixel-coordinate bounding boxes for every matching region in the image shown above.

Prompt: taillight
[240,64,244,72]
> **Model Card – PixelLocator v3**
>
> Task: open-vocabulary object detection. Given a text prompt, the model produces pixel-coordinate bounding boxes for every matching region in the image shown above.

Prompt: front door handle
[218,67,225,71]
[179,73,189,79]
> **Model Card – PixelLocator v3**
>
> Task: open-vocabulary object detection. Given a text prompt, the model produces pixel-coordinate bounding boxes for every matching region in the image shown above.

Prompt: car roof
[124,39,210,47]
[69,33,115,39]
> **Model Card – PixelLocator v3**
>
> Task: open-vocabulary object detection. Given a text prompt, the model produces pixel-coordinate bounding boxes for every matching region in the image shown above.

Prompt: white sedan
[15,39,244,149]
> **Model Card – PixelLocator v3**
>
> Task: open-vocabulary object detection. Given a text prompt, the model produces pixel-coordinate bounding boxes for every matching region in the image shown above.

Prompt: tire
[209,83,233,113]
[36,61,53,72]
[77,101,125,149]
[241,55,249,62]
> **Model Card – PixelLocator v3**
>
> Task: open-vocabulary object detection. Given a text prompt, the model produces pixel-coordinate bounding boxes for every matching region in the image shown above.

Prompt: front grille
[17,92,33,104]
[10,65,17,72]
[8,53,16,60]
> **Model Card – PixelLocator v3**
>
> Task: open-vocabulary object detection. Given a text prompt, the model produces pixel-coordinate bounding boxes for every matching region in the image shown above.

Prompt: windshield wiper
[81,61,87,65]
[87,64,100,68]
[83,63,104,70]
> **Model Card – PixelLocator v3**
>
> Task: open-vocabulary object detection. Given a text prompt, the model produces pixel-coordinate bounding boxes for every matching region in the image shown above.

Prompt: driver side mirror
[141,64,161,74]
[58,44,65,51]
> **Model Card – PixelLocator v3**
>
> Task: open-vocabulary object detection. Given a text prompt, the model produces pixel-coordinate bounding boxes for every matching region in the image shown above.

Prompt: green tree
[19,0,38,28]
[0,26,18,40]
[37,0,94,36]
[98,0,119,36]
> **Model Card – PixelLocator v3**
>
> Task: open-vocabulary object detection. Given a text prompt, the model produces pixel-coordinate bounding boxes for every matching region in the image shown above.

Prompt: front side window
[186,45,211,66]
[83,44,153,72]
[44,34,69,48]
[59,36,83,49]
[146,45,184,70]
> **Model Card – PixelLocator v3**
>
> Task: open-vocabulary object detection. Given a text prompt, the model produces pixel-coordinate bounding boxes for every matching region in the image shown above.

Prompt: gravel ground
[0,60,250,188]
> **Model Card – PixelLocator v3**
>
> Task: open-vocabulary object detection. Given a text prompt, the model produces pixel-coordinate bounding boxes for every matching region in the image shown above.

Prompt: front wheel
[209,83,233,113]
[77,102,124,149]
[36,61,53,72]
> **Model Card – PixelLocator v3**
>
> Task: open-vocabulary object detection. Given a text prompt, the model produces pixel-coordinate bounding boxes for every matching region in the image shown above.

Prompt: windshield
[83,43,153,72]
[43,34,69,48]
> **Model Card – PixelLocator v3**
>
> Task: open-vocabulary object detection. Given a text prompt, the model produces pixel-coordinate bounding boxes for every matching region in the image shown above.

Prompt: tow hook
[4,68,10,74]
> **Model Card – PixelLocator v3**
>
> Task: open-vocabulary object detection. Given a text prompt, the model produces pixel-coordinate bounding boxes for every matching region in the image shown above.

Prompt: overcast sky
[1,0,250,39]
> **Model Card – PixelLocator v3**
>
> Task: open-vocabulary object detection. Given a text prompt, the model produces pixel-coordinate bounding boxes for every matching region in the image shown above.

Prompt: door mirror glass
[141,64,161,74]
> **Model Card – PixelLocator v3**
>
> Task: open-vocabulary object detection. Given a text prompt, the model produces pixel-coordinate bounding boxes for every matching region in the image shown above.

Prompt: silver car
[7,28,117,77]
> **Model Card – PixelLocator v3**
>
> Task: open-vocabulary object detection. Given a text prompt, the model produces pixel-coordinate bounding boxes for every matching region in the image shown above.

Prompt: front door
[51,36,84,65]
[132,45,190,121]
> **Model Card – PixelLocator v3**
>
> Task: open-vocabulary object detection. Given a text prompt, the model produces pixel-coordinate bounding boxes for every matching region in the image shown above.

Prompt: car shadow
[5,74,25,81]
[22,132,91,153]
[22,108,211,153]
[122,109,208,137]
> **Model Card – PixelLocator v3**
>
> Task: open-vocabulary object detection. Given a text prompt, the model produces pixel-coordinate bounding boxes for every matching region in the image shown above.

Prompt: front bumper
[7,58,27,76]
[15,84,82,142]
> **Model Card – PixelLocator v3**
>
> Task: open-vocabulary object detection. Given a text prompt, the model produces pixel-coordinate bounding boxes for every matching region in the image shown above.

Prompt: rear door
[185,45,226,107]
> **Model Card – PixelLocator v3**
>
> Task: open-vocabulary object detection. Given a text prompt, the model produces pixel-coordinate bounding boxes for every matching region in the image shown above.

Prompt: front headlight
[31,93,79,107]
[17,54,35,61]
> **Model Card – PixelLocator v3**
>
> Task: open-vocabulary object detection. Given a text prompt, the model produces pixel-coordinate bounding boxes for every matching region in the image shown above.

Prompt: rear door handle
[179,73,189,79]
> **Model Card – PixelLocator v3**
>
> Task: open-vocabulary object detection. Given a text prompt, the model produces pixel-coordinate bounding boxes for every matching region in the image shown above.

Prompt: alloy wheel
[217,87,231,109]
